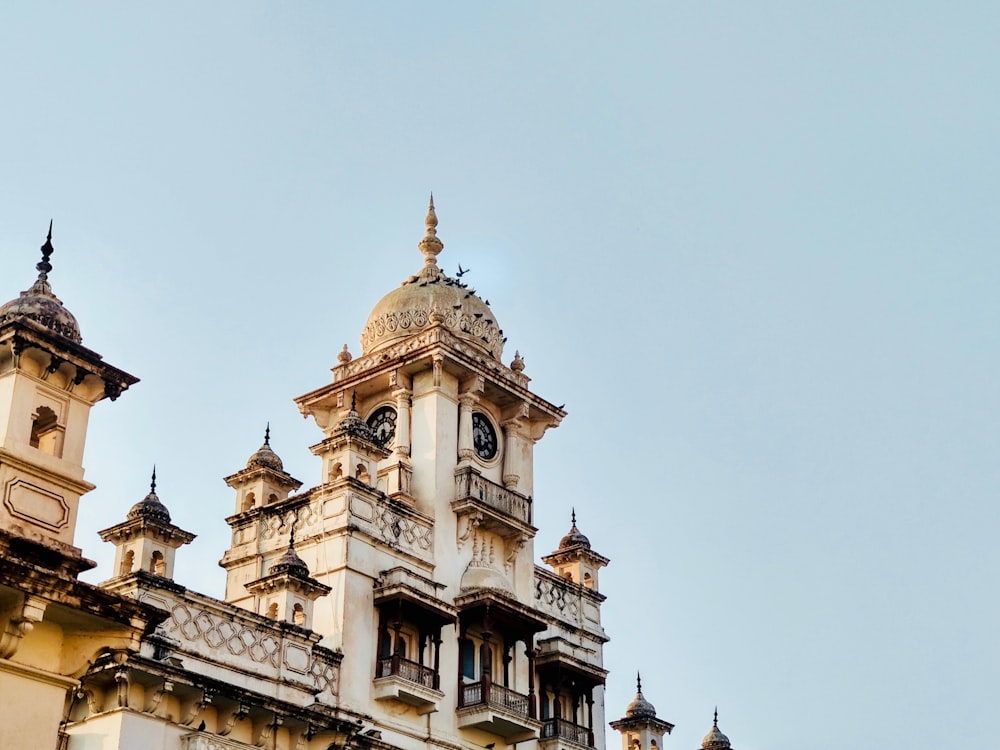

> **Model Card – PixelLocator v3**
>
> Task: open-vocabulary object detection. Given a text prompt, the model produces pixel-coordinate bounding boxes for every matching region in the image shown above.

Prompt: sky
[1,3,998,749]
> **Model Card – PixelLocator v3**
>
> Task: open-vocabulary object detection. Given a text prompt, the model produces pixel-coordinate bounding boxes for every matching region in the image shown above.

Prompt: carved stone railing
[377,655,437,689]
[533,568,608,644]
[455,467,532,525]
[119,581,340,701]
[460,680,530,716]
[541,718,593,747]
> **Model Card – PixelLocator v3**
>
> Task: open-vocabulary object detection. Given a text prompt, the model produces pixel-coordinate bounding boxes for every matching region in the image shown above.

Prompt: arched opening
[356,463,370,483]
[242,492,255,512]
[267,493,278,504]
[293,603,306,626]
[330,462,343,480]
[120,549,135,576]
[266,602,278,620]
[29,405,62,457]
[149,550,165,576]
[563,571,573,582]
[583,572,593,589]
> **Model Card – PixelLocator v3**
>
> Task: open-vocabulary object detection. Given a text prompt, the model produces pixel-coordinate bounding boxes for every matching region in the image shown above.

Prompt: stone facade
[0,207,738,750]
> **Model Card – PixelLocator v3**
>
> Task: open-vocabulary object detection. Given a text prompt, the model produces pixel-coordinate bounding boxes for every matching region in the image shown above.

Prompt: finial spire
[418,193,443,268]
[288,516,298,550]
[571,507,577,526]
[150,465,157,494]
[351,391,357,412]
[37,219,54,280]
[636,672,642,693]
[714,707,718,727]
[264,422,271,445]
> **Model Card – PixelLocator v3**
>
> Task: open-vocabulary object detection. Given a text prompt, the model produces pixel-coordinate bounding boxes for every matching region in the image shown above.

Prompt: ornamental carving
[150,596,339,695]
[533,573,581,624]
[360,308,503,359]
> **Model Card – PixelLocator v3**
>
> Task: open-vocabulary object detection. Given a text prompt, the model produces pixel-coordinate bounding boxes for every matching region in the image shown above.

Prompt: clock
[472,412,498,460]
[367,406,397,447]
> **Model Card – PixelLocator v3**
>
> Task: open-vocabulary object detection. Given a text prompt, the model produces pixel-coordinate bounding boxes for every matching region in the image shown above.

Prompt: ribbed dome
[702,712,731,750]
[360,198,504,360]
[559,510,591,550]
[0,225,82,343]
[625,689,657,719]
[247,425,283,471]
[270,546,310,578]
[128,470,171,523]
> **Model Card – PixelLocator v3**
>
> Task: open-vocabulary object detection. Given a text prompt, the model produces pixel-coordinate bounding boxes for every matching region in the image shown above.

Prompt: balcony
[457,680,541,742]
[373,655,443,713]
[541,718,595,748]
[453,467,535,538]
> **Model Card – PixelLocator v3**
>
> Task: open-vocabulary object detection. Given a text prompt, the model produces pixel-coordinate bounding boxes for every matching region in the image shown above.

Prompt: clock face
[472,412,498,460]
[367,406,397,447]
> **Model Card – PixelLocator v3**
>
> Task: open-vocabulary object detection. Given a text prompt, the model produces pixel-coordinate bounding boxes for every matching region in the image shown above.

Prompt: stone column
[502,417,524,489]
[393,387,412,457]
[458,393,477,462]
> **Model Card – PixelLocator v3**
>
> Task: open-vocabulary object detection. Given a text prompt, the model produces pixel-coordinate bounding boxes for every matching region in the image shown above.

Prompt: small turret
[244,521,330,629]
[542,510,610,591]
[224,425,302,513]
[99,468,196,579]
[610,674,675,750]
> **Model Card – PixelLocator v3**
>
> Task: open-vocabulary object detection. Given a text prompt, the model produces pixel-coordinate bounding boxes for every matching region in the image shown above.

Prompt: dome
[0,225,82,343]
[702,712,731,750]
[128,470,171,523]
[247,425,283,471]
[625,689,657,720]
[270,546,310,578]
[360,198,504,360]
[559,510,591,550]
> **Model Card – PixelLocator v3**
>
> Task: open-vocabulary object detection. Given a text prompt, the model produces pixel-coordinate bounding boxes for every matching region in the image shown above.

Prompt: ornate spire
[701,708,731,750]
[637,672,642,693]
[0,219,83,343]
[623,671,657,719]
[127,465,172,523]
[418,193,444,270]
[37,220,54,281]
[247,425,284,471]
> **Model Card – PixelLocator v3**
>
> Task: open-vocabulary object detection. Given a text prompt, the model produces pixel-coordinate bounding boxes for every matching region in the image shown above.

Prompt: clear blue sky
[2,4,997,749]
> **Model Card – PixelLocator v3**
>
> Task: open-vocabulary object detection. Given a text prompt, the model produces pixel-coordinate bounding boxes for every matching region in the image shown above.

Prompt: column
[501,418,524,489]
[393,387,412,457]
[458,393,477,462]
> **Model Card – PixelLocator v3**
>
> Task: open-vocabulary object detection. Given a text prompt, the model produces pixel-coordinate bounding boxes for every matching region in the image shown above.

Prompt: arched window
[266,602,278,620]
[242,492,255,512]
[30,405,62,457]
[293,603,306,626]
[563,571,574,582]
[583,572,593,589]
[330,462,343,480]
[120,549,135,576]
[150,550,166,576]
[356,463,370,483]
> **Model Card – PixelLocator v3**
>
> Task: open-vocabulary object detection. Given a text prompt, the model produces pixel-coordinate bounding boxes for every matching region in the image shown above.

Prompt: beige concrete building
[0,205,737,750]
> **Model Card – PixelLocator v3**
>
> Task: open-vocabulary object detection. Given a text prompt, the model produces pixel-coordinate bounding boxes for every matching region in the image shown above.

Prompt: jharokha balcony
[458,679,540,742]
[541,717,595,748]
[453,466,535,538]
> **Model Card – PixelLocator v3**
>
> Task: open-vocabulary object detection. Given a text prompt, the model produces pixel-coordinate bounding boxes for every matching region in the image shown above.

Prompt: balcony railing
[460,680,531,716]
[541,718,594,747]
[455,467,532,525]
[377,655,438,690]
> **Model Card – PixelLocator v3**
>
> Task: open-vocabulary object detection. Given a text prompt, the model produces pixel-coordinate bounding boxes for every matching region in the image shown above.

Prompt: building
[0,204,739,750]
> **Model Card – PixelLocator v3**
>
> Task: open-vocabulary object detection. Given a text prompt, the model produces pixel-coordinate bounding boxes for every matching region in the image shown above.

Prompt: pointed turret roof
[0,221,83,343]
